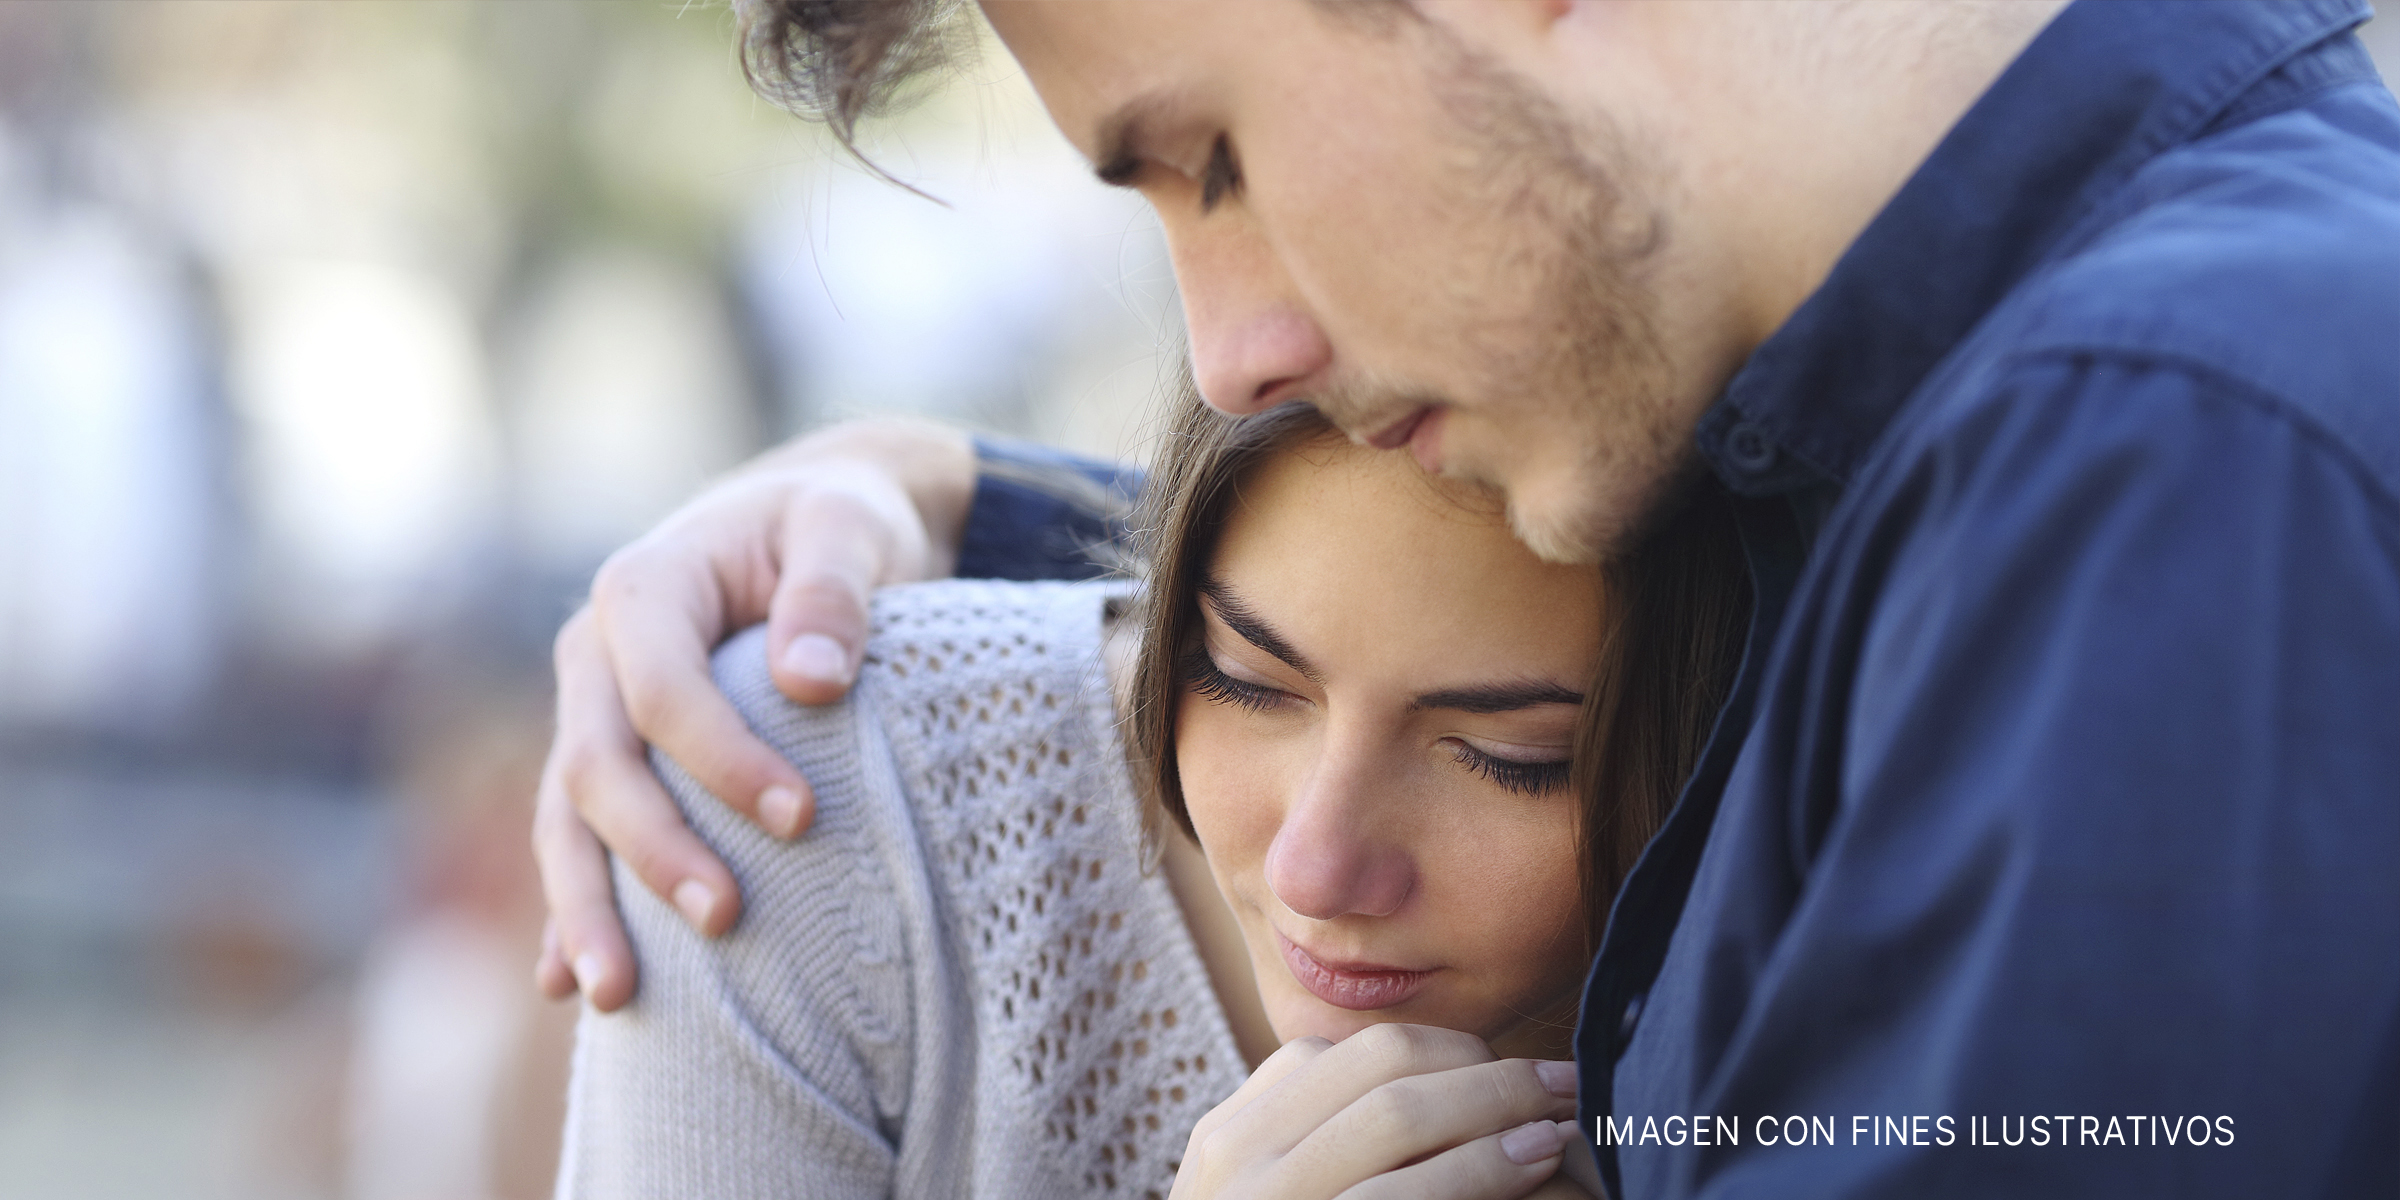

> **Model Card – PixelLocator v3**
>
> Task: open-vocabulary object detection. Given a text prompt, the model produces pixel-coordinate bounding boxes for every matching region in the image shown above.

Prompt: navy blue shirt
[957,436,1141,582]
[960,1,2400,1195]
[1584,2,2400,1195]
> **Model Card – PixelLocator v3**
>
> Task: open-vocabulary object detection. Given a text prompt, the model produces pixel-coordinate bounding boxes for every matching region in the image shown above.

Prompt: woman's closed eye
[1446,739,1572,796]
[1182,644,1295,713]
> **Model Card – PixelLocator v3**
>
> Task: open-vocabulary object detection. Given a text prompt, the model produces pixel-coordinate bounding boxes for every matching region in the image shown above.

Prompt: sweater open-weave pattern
[555,579,1244,1200]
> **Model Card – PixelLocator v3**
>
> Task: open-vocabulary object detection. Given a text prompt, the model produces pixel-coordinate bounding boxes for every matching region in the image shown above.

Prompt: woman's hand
[1522,1181,1599,1200]
[1170,1024,1587,1200]
[532,417,974,1010]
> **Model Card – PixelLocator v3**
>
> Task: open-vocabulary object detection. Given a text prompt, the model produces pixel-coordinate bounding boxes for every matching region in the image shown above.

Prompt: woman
[555,396,1747,1199]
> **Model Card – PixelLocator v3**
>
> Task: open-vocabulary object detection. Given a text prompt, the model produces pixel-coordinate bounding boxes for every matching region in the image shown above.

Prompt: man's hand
[532,418,976,1010]
[1171,1024,1589,1200]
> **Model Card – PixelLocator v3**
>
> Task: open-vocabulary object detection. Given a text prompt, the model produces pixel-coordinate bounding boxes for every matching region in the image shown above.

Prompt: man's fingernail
[1501,1119,1565,1165]
[784,634,851,686]
[1536,1059,1579,1097]
[673,880,718,930]
[761,785,804,839]
[572,952,603,995]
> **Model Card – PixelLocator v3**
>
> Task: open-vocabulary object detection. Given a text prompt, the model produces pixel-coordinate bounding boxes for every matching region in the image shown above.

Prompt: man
[533,2,2400,1195]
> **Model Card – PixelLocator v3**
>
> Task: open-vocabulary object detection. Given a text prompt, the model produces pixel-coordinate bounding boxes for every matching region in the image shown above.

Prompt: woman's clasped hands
[1169,1024,1597,1200]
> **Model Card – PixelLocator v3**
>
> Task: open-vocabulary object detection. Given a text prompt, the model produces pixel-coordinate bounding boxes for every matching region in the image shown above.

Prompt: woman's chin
[1272,1005,1383,1045]
[1267,993,1486,1047]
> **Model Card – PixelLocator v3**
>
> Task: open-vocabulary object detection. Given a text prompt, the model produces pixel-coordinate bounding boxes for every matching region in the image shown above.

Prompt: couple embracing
[536,2,2400,1198]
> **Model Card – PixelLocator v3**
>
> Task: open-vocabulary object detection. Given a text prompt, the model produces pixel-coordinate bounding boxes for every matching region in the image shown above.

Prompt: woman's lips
[1277,931,1433,1012]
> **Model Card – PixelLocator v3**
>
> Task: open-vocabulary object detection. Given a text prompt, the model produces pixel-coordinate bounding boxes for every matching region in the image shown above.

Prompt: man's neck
[1713,0,2073,349]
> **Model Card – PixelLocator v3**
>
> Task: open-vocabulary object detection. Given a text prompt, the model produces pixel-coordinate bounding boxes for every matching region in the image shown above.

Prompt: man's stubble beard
[1311,24,1698,567]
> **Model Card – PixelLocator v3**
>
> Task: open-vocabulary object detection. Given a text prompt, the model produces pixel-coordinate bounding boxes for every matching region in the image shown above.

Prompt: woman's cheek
[1422,799,1585,996]
[1172,695,1287,872]
[1490,830,1588,1000]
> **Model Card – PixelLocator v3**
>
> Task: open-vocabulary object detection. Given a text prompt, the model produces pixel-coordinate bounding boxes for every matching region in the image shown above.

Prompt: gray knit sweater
[555,579,1246,1200]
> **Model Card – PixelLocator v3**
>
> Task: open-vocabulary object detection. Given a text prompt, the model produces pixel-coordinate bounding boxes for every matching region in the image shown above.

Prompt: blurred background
[1,4,2395,1200]
[0,2,1173,1198]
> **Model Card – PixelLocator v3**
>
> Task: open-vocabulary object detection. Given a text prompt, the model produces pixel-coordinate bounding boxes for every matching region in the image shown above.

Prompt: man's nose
[1166,221,1332,415]
[1263,748,1414,921]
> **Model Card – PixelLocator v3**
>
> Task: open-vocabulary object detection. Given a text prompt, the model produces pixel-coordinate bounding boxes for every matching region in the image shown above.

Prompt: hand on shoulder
[532,417,974,1010]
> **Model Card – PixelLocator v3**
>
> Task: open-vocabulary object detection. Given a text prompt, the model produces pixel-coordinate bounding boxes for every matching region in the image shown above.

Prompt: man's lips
[1362,407,1431,450]
[1277,931,1434,1012]
[1360,407,1445,474]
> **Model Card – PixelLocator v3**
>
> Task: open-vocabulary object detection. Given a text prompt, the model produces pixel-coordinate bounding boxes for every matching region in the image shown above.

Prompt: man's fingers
[770,582,871,707]
[1289,1056,1576,1189]
[1335,1120,1581,1200]
[766,467,929,706]
[589,553,818,840]
[536,918,575,1000]
[568,755,743,937]
[553,613,749,929]
[528,419,979,1016]
[532,771,638,1011]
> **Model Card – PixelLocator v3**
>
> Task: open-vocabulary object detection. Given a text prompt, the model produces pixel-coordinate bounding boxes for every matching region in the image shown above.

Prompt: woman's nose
[1166,220,1332,415]
[1263,756,1415,921]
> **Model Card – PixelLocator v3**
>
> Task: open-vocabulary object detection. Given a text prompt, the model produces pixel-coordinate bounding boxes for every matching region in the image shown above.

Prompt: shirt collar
[1696,0,2375,498]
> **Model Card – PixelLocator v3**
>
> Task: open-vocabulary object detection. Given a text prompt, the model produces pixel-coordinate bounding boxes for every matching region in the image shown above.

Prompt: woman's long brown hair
[1122,390,1749,952]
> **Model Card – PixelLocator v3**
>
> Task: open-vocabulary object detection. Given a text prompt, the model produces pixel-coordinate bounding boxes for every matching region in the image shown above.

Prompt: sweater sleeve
[553,627,946,1200]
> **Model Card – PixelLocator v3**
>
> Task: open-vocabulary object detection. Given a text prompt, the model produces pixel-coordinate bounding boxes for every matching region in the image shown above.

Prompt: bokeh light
[0,3,1170,1197]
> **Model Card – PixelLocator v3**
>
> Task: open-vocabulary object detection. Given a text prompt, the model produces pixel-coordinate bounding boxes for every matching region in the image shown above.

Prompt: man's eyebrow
[1092,90,1175,188]
[1197,576,1321,682]
[1412,681,1586,714]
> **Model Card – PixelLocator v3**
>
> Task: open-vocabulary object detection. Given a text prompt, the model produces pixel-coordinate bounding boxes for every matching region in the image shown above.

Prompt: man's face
[986,0,1712,563]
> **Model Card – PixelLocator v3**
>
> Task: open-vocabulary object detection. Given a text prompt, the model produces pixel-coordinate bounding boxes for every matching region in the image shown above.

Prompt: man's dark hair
[739,0,972,154]
[738,0,1407,161]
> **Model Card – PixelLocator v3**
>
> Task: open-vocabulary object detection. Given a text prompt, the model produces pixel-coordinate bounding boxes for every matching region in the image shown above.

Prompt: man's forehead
[985,0,1316,156]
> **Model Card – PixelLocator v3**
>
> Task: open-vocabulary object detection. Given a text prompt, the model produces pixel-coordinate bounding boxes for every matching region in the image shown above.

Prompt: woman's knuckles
[1338,1022,1491,1079]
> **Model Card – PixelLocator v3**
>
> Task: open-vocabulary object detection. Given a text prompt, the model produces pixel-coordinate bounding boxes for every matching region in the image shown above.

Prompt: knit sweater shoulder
[555,578,1247,1200]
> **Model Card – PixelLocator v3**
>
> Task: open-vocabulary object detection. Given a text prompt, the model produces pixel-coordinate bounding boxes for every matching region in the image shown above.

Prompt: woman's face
[1175,437,1604,1051]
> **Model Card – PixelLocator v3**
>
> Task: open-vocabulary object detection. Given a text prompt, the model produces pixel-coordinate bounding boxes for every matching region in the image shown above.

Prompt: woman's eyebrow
[1411,682,1585,714]
[1197,576,1321,682]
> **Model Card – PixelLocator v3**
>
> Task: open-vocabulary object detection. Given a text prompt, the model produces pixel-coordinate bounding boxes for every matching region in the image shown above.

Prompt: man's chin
[1506,496,1609,566]
[1504,450,1698,566]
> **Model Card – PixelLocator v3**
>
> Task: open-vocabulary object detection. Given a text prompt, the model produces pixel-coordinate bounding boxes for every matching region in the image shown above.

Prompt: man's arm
[533,418,1139,1009]
[956,436,1144,581]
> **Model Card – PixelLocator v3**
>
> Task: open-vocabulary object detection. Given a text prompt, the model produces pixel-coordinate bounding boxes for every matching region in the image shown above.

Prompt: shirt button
[1618,992,1647,1039]
[1725,422,1778,474]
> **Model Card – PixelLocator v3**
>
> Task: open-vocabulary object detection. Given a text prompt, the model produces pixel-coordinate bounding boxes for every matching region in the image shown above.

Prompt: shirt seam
[2002,342,2400,526]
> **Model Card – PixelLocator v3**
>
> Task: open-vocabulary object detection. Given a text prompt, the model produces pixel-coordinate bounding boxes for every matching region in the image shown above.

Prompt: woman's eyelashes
[1447,741,1573,796]
[1183,644,1573,795]
[1182,644,1291,713]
